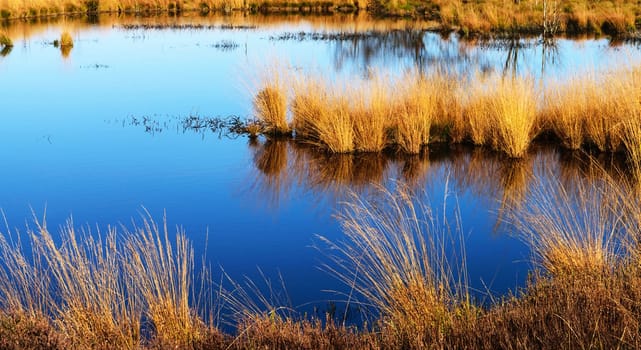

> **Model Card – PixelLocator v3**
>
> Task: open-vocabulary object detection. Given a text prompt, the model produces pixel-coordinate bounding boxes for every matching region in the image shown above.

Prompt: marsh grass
[254,66,290,136]
[542,77,593,150]
[3,163,641,348]
[622,117,641,180]
[349,76,390,153]
[465,75,537,158]
[124,217,202,347]
[291,77,354,153]
[392,74,438,154]
[261,66,641,160]
[0,212,209,348]
[544,68,641,153]
[60,31,73,47]
[319,181,473,348]
[518,179,620,275]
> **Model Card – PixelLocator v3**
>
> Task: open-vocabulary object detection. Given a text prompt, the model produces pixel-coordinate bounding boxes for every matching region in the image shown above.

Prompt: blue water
[0,13,638,319]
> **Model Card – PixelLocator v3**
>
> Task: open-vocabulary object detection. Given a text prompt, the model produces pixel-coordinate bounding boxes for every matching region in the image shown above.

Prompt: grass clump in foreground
[321,181,474,348]
[3,164,641,348]
[0,212,209,349]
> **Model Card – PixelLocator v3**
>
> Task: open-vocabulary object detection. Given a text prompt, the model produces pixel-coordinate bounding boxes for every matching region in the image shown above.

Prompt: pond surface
[0,13,639,319]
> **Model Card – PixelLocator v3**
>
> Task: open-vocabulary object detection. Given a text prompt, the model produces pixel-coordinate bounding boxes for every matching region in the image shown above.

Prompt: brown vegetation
[255,66,641,160]
[0,0,639,37]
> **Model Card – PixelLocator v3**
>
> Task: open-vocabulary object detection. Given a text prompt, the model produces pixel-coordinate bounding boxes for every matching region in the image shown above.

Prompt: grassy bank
[0,162,640,348]
[1,0,641,37]
[254,67,641,167]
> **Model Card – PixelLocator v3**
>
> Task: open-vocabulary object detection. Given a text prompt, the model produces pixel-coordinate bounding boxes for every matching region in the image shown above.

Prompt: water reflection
[248,140,634,229]
[2,12,639,79]
[0,45,11,56]
[60,44,72,58]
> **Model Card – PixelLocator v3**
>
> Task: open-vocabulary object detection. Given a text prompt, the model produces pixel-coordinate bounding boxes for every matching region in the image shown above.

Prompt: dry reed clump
[348,76,391,153]
[543,68,641,153]
[621,116,641,180]
[431,76,464,143]
[514,169,622,276]
[474,75,537,158]
[290,78,327,141]
[254,67,290,136]
[124,217,203,347]
[320,181,473,348]
[0,219,142,349]
[60,31,73,47]
[541,77,592,150]
[391,74,439,154]
[291,77,354,153]
[0,213,207,348]
[288,71,455,155]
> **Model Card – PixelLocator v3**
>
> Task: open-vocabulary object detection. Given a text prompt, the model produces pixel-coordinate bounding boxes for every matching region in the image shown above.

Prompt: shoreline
[1,4,641,38]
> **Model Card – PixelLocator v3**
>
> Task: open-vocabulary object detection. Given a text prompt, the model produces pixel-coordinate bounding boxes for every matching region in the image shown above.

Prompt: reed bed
[255,66,641,160]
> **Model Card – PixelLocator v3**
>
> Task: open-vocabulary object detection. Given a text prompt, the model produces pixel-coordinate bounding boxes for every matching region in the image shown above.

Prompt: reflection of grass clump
[0,33,12,48]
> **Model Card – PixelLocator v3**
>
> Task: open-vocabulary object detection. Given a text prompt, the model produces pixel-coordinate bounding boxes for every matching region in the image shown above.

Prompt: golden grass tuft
[60,31,73,47]
[254,66,290,136]
[543,68,641,152]
[321,181,471,348]
[349,76,391,153]
[542,77,592,150]
[291,77,354,153]
[0,212,207,348]
[124,216,202,347]
[621,116,641,180]
[0,218,142,348]
[481,75,537,158]
[515,169,621,276]
[391,74,439,154]
[463,74,537,157]
[252,65,641,165]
